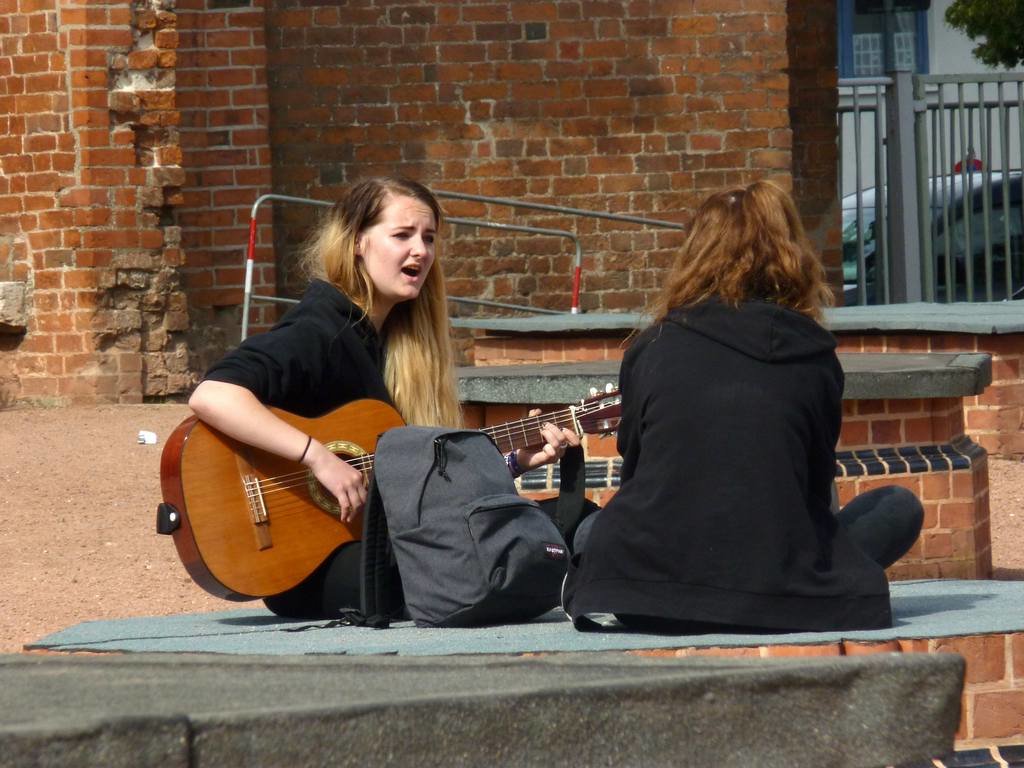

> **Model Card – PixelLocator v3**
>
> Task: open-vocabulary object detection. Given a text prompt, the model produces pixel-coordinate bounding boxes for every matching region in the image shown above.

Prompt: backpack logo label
[544,543,567,560]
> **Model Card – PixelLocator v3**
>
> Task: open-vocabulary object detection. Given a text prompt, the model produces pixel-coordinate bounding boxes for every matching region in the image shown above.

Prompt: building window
[852,32,884,75]
[838,0,929,77]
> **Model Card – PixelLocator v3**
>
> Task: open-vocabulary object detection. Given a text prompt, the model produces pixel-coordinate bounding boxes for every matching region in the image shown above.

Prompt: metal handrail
[434,189,687,318]
[242,188,691,337]
[434,188,687,229]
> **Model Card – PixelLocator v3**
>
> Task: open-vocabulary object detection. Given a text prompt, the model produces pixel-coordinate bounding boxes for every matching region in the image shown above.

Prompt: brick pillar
[0,0,66,402]
[0,0,189,404]
[175,0,274,375]
[103,1,191,401]
[786,0,843,300]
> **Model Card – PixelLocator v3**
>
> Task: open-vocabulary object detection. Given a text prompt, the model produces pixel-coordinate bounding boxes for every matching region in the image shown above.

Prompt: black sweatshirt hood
[305,279,381,348]
[664,299,836,363]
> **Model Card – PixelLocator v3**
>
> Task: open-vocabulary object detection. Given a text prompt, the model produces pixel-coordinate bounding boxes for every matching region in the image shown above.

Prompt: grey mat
[27,579,1022,656]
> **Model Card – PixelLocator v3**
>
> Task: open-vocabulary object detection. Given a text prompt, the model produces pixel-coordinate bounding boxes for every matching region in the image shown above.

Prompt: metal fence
[839,73,1024,305]
[240,193,686,340]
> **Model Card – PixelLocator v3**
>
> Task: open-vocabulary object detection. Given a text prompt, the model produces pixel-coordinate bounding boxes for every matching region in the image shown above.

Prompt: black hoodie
[563,299,892,632]
[202,279,391,417]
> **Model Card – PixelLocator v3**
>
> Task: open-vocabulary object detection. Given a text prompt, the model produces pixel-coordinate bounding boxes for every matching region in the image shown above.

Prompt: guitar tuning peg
[589,387,598,396]
[605,382,614,393]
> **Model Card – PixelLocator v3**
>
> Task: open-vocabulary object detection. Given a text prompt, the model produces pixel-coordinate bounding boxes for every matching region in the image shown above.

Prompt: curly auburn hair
[650,180,833,323]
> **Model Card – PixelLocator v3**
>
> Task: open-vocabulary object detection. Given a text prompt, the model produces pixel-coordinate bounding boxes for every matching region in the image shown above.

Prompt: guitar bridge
[243,473,272,550]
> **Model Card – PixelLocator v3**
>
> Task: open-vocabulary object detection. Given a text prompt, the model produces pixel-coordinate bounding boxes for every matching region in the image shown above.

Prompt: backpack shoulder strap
[358,477,398,628]
[554,445,592,543]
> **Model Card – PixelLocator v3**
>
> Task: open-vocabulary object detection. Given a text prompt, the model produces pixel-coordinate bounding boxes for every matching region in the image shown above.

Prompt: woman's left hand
[515,410,582,472]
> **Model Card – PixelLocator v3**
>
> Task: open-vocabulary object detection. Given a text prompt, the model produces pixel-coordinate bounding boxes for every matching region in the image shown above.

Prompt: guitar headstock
[576,384,621,436]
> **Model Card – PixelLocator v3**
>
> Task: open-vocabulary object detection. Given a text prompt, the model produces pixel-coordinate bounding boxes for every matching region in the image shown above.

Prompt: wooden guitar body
[159,399,404,600]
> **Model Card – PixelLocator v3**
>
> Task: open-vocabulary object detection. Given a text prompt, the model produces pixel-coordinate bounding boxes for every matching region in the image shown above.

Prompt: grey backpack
[364,426,570,628]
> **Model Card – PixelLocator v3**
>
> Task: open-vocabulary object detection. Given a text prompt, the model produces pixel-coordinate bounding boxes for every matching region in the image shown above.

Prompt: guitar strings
[249,456,373,496]
[484,408,576,448]
[248,398,617,501]
[244,491,361,526]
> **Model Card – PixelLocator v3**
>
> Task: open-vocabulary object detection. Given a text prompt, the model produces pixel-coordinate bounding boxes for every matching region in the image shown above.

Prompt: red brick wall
[839,397,965,450]
[837,332,1024,459]
[787,0,843,293]
[0,0,844,404]
[261,0,800,316]
[0,0,64,401]
[836,395,991,579]
[473,332,630,366]
[836,459,991,581]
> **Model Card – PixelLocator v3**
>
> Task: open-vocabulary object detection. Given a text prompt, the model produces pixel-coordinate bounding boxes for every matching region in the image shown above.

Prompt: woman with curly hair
[563,180,923,633]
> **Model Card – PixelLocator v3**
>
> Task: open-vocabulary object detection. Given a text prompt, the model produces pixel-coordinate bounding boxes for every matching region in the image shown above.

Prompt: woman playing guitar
[188,176,580,619]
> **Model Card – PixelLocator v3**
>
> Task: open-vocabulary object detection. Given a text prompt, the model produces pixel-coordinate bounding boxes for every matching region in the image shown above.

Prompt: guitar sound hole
[306,439,367,518]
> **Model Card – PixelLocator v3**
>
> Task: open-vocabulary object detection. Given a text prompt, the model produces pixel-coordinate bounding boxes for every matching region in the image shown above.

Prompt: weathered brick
[973,689,1024,740]
[934,635,1006,685]
[154,28,179,49]
[761,644,843,657]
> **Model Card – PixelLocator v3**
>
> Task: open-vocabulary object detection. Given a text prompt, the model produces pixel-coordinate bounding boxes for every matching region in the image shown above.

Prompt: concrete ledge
[27,580,1023,655]
[0,653,962,768]
[453,302,1024,336]
[458,361,620,404]
[457,352,992,404]
[826,302,1024,335]
[839,352,991,400]
[452,313,643,334]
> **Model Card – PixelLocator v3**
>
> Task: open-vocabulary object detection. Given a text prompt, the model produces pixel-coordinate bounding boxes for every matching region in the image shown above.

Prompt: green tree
[945,0,1024,69]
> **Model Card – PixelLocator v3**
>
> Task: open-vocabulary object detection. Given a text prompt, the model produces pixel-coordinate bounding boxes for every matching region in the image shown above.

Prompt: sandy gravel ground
[1,404,1022,653]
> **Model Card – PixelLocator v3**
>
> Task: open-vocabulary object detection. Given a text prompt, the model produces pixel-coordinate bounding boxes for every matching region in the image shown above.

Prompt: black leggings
[263,540,363,619]
[572,485,923,569]
[833,485,924,569]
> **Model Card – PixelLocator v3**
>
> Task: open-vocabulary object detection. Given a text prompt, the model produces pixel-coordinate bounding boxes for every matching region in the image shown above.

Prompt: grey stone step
[0,652,961,768]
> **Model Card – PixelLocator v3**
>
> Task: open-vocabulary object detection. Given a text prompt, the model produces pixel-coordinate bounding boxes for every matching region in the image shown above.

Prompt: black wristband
[298,434,313,463]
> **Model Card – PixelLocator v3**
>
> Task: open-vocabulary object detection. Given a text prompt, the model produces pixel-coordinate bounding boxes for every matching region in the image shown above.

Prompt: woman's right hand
[302,440,367,523]
[190,380,368,522]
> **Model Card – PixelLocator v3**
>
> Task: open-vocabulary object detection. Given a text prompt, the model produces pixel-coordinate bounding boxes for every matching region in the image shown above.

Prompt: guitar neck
[482,406,579,455]
[350,397,614,479]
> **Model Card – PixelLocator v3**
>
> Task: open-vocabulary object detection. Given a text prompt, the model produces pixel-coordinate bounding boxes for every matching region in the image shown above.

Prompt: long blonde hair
[650,180,833,323]
[303,176,462,427]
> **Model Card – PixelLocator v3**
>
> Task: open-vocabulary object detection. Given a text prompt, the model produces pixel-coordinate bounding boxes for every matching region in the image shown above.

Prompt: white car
[842,171,1023,303]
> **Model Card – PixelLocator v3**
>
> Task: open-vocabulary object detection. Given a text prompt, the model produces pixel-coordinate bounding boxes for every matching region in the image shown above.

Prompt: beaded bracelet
[505,450,524,478]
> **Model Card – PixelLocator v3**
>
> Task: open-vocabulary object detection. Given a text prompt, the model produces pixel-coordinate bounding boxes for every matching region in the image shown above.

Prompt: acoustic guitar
[158,391,622,600]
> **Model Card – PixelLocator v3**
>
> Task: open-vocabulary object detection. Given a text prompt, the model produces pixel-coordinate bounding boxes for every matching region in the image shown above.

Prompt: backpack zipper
[433,437,451,480]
